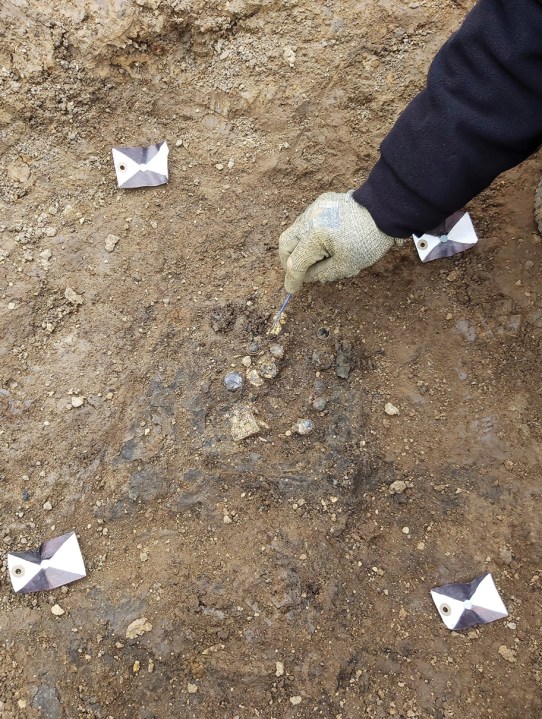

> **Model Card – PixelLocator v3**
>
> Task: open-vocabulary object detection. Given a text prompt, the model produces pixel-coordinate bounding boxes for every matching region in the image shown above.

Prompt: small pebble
[311,350,334,371]
[290,696,302,706]
[241,356,252,367]
[402,526,410,535]
[258,360,278,379]
[43,500,53,511]
[312,397,327,412]
[335,340,355,379]
[51,604,65,616]
[269,343,284,359]
[247,338,263,354]
[385,402,400,416]
[247,369,264,387]
[133,661,141,674]
[105,234,119,252]
[230,404,260,441]
[71,396,84,408]
[293,418,314,436]
[126,617,153,639]
[224,371,243,391]
[65,287,84,305]
[275,661,285,677]
[498,645,517,663]
[187,683,198,694]
[389,480,406,494]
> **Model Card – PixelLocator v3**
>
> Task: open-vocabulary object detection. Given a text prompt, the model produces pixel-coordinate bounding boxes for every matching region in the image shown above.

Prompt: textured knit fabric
[279,192,399,293]
[354,0,542,238]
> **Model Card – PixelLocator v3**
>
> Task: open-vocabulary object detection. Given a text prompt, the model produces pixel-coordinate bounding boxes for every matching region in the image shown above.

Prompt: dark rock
[128,468,166,502]
[33,687,62,719]
[311,350,334,371]
[335,340,355,379]
[210,303,236,332]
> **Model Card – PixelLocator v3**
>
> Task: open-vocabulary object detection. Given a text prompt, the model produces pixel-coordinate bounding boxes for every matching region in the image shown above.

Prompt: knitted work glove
[279,191,403,293]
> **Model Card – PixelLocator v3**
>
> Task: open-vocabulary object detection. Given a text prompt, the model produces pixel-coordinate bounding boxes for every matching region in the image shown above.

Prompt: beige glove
[279,191,403,293]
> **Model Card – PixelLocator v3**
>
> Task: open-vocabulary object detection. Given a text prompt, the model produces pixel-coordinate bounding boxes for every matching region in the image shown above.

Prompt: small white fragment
[105,234,119,252]
[187,683,198,694]
[389,480,407,494]
[7,302,16,310]
[290,696,302,705]
[51,604,65,616]
[275,661,284,677]
[384,402,400,416]
[43,500,53,511]
[283,45,296,67]
[65,287,84,305]
[71,396,84,408]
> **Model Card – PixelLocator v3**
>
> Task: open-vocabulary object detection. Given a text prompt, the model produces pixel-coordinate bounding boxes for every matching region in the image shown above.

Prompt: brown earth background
[1,1,541,718]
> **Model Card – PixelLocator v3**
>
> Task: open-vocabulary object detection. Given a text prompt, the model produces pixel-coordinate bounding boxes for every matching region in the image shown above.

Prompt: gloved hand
[279,191,403,293]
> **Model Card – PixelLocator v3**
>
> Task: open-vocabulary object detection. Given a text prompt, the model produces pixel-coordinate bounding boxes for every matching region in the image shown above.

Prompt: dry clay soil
[1,1,542,718]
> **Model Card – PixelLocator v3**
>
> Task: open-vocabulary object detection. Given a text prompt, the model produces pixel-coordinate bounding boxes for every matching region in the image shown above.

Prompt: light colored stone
[290,696,302,705]
[126,617,153,639]
[7,159,30,183]
[246,369,264,387]
[65,287,84,305]
[389,480,407,494]
[51,604,65,616]
[230,404,260,441]
[269,343,284,359]
[187,683,198,694]
[498,645,517,663]
[283,45,296,66]
[384,402,400,416]
[105,234,119,252]
[275,661,284,677]
[71,395,84,408]
[43,500,53,511]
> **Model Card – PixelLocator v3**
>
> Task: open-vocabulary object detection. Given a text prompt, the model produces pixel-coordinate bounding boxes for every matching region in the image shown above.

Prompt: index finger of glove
[278,225,302,270]
[284,239,327,294]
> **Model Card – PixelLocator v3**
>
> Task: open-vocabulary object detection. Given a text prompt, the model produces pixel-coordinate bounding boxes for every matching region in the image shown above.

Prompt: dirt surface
[1,1,542,718]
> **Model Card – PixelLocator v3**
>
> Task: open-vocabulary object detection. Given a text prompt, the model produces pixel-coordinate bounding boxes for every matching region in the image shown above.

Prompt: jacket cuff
[352,157,447,239]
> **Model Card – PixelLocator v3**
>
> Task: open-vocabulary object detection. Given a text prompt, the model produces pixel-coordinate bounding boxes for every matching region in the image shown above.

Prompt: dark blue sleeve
[353,0,542,238]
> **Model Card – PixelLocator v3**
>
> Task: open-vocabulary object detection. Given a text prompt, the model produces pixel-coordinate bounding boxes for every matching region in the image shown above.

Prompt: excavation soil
[1,2,541,718]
